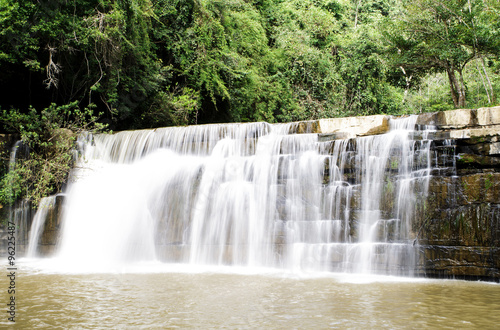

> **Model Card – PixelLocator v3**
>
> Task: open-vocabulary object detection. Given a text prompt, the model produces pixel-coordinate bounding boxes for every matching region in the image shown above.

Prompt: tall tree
[384,0,500,108]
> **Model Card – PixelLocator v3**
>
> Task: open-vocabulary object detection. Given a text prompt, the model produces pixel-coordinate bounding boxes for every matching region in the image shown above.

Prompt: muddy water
[2,265,499,329]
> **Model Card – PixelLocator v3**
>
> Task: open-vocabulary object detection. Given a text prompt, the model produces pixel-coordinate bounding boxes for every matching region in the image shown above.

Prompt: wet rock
[456,153,500,168]
[291,120,321,134]
[318,132,351,141]
[38,195,65,255]
[418,245,500,280]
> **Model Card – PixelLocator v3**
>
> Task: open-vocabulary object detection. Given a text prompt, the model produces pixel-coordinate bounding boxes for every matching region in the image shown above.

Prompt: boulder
[477,106,500,126]
[318,115,389,137]
[417,109,475,128]
[490,142,500,155]
[288,120,321,134]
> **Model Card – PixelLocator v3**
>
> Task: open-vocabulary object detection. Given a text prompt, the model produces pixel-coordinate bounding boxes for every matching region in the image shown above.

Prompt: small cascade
[10,200,32,253]
[52,117,433,275]
[26,196,57,257]
[5,141,32,254]
[352,116,431,275]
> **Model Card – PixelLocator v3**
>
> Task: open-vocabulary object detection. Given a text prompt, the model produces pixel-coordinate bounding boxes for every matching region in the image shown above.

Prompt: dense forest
[1,0,499,130]
[0,0,499,206]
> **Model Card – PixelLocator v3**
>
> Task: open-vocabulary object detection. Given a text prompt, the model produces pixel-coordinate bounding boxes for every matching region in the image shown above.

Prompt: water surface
[2,263,499,329]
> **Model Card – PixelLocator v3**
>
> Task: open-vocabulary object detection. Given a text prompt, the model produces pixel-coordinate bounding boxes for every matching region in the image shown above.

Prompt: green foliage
[0,0,499,131]
[266,0,341,121]
[337,27,403,116]
[485,174,493,191]
[383,0,500,108]
[401,56,500,113]
[0,102,107,206]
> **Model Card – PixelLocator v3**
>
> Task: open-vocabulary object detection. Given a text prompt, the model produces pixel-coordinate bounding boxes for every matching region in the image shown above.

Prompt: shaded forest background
[1,0,499,130]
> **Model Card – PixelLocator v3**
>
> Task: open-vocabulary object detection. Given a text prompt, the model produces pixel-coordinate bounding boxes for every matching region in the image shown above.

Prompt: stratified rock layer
[313,107,500,280]
[413,107,500,280]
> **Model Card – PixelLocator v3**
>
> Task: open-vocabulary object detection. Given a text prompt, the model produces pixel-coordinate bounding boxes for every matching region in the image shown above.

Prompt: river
[2,261,499,328]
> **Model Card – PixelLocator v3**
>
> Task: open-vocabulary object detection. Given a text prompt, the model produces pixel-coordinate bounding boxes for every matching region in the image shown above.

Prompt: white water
[26,196,56,257]
[7,141,32,250]
[50,118,431,275]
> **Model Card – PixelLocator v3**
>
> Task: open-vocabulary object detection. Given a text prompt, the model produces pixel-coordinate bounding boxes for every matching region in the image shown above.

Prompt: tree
[0,0,163,129]
[384,0,500,108]
[0,102,107,207]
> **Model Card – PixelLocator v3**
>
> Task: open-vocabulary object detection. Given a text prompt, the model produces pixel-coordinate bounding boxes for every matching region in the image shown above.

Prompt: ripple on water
[1,268,498,329]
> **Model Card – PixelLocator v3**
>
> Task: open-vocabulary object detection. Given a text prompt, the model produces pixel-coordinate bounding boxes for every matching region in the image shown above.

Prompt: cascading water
[353,116,431,275]
[5,140,62,258]
[5,141,32,254]
[26,196,57,257]
[52,117,432,275]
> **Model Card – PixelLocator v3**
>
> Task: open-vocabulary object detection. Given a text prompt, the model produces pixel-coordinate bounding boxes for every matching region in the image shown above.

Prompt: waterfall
[353,116,431,275]
[26,196,57,257]
[5,141,32,254]
[52,118,432,275]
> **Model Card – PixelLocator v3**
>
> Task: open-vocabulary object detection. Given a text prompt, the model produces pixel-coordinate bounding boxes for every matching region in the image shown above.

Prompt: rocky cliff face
[414,107,500,280]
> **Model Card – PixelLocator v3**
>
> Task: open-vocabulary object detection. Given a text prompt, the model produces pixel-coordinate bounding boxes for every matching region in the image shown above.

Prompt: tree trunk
[354,0,361,29]
[447,68,460,108]
[476,59,491,103]
[400,66,412,105]
[481,57,495,103]
[458,68,466,108]
[447,67,466,108]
